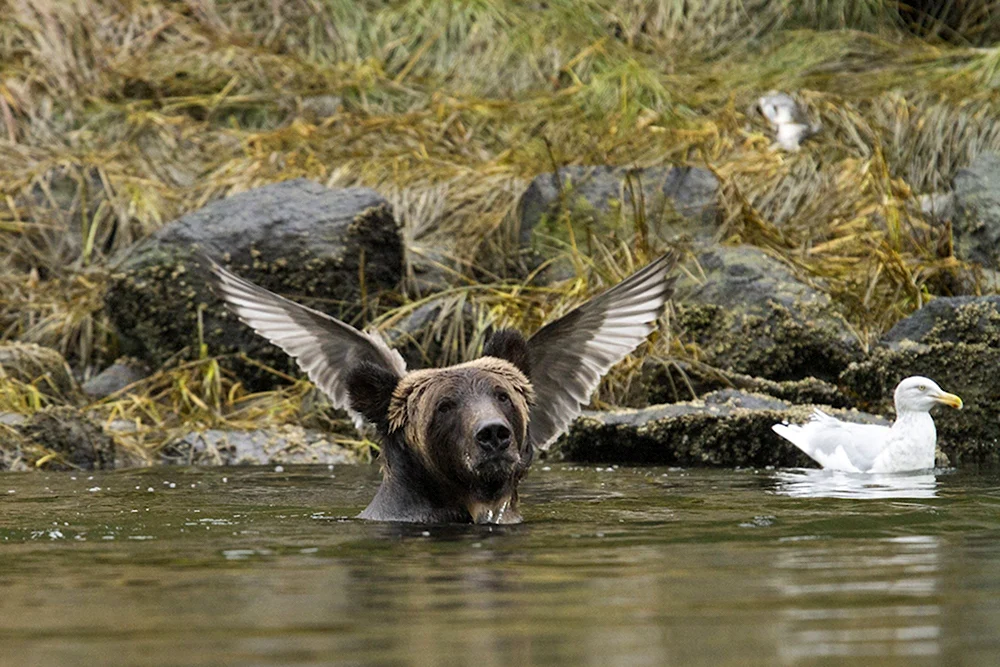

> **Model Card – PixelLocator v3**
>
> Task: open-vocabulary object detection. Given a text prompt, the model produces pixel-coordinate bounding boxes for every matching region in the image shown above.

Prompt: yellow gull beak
[935,392,963,410]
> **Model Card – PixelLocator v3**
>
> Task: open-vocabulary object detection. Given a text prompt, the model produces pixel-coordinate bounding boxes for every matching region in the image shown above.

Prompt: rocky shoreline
[3,153,1000,471]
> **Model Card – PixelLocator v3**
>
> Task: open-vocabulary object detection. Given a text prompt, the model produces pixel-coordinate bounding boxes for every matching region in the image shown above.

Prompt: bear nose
[475,421,512,452]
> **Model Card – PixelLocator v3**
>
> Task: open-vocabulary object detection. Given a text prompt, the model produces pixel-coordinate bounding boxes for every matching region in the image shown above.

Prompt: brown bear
[207,252,675,523]
[347,353,535,523]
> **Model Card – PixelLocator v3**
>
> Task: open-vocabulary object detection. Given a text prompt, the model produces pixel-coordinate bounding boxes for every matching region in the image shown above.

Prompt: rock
[0,343,81,402]
[82,357,150,399]
[515,165,719,278]
[672,246,862,382]
[881,295,1000,348]
[0,439,29,472]
[17,406,115,470]
[104,179,404,389]
[646,361,853,407]
[552,389,888,466]
[162,426,358,466]
[0,413,26,426]
[953,152,1000,268]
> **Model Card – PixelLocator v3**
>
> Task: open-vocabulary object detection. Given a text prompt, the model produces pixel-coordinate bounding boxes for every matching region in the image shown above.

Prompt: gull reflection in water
[773,468,939,499]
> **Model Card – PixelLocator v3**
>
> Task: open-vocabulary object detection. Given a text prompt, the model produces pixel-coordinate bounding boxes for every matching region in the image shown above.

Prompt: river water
[1,464,999,666]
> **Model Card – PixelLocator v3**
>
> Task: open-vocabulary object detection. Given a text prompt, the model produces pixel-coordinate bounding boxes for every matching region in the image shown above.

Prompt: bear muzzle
[475,420,513,453]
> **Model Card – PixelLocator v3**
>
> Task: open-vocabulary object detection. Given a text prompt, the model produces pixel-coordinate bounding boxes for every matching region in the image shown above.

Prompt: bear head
[346,337,535,523]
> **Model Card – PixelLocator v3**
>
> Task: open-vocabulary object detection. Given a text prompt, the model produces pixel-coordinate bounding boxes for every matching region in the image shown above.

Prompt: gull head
[893,376,963,414]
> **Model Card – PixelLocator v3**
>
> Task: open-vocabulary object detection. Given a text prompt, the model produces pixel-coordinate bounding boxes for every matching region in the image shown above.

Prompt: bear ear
[482,328,531,377]
[345,361,400,432]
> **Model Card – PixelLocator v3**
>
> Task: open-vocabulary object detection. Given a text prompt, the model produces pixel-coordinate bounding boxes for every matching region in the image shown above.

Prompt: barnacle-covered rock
[553,390,887,467]
[104,179,403,390]
[672,246,862,383]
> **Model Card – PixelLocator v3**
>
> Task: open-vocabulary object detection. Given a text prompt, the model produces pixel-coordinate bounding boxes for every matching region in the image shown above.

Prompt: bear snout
[475,420,513,452]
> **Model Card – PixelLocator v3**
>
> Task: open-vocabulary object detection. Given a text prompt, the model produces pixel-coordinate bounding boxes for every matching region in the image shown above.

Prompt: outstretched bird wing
[206,258,406,425]
[525,253,676,450]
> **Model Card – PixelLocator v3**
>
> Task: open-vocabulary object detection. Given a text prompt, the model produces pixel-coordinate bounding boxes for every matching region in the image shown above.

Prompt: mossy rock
[645,360,853,407]
[0,343,82,403]
[18,406,115,471]
[552,389,888,467]
[881,295,1000,347]
[104,179,404,390]
[673,246,862,383]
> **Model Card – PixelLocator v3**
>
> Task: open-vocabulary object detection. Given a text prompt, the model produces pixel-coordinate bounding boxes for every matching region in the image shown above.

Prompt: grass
[1,0,999,462]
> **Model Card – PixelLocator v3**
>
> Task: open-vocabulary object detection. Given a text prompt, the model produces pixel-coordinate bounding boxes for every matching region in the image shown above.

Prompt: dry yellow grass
[1,0,999,460]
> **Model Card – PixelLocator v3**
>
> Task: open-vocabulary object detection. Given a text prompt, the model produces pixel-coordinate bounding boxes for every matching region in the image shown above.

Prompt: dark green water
[2,464,1000,666]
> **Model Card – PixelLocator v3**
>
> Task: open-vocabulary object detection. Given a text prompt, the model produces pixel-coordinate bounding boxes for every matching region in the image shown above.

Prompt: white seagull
[758,91,821,151]
[771,376,963,473]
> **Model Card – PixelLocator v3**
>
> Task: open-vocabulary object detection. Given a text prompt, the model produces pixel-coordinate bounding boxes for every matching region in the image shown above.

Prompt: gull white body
[771,376,963,473]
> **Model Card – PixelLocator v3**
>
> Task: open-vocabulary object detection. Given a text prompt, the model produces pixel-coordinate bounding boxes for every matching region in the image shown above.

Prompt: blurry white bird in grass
[772,377,963,473]
[757,91,821,152]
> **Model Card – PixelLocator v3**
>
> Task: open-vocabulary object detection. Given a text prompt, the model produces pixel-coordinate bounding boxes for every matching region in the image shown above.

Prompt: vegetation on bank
[1,0,1000,464]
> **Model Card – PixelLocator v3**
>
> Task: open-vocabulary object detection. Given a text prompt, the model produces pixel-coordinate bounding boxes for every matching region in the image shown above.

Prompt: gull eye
[917,385,927,392]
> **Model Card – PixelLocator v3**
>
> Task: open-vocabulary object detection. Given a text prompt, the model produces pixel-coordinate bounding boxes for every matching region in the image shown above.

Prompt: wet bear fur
[346,330,535,524]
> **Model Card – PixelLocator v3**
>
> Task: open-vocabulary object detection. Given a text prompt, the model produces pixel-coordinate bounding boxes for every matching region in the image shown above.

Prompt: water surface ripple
[2,465,999,666]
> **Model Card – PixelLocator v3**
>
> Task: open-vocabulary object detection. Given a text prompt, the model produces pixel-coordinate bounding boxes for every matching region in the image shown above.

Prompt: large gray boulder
[953,152,1000,269]
[552,389,888,467]
[670,246,862,383]
[841,295,1000,465]
[514,165,719,278]
[105,179,403,389]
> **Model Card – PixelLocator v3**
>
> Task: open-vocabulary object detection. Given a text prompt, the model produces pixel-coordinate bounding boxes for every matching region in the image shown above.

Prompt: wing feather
[526,253,676,449]
[206,258,406,426]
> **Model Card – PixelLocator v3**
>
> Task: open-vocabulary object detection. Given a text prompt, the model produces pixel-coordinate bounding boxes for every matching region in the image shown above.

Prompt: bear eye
[437,399,455,414]
[496,390,510,404]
